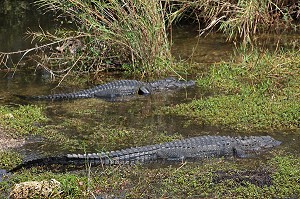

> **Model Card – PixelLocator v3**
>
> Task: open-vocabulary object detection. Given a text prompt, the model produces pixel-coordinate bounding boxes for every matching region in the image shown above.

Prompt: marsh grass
[1,155,299,198]
[161,49,300,131]
[31,0,171,77]
[0,105,47,137]
[0,151,22,170]
[198,48,300,96]
[170,0,299,43]
[0,0,298,78]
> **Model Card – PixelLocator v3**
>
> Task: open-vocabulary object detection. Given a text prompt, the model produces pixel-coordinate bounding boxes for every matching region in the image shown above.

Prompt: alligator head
[149,77,195,91]
[234,136,281,157]
[241,136,281,149]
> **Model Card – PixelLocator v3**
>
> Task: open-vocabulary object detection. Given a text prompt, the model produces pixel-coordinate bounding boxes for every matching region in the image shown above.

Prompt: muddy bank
[0,126,25,151]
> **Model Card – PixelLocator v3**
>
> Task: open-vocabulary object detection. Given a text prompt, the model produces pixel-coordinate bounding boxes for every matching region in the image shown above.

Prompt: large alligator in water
[16,77,195,101]
[8,135,281,172]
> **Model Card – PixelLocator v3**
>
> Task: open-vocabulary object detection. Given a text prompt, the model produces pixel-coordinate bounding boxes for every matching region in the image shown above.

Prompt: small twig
[54,54,84,88]
[198,15,226,37]
[0,40,62,57]
[0,33,90,67]
[175,161,187,172]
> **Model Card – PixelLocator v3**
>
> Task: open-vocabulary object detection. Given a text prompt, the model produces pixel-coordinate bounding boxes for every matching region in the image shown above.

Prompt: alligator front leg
[232,147,252,158]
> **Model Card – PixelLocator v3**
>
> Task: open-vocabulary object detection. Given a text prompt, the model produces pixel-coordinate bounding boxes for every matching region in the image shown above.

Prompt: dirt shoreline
[0,126,25,151]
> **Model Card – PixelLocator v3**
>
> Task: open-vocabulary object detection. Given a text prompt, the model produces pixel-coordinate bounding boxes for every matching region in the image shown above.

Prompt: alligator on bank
[8,135,281,172]
[15,77,195,101]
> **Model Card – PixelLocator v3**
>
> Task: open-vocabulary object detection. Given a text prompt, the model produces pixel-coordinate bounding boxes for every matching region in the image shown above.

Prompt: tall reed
[169,0,299,43]
[34,0,172,76]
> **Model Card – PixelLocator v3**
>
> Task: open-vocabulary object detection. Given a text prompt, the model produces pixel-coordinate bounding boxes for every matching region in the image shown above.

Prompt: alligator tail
[14,94,32,100]
[9,150,159,172]
[9,155,101,172]
[9,153,119,172]
[14,92,91,101]
[9,155,113,172]
[9,156,70,172]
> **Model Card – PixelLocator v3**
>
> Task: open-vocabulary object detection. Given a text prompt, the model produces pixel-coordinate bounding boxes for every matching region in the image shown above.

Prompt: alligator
[15,77,195,101]
[8,135,281,172]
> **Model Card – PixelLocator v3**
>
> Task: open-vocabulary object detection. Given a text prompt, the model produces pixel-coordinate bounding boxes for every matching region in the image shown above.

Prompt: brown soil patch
[213,169,273,187]
[0,126,25,151]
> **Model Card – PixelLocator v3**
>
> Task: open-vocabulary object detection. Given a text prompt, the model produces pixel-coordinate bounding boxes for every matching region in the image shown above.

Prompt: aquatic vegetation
[165,94,299,131]
[161,49,300,131]
[0,105,47,137]
[43,117,182,152]
[0,151,21,170]
[0,2,298,198]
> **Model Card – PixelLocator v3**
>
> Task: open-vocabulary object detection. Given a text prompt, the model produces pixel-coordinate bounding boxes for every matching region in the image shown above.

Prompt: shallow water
[0,5,299,161]
[0,70,299,160]
[171,24,235,64]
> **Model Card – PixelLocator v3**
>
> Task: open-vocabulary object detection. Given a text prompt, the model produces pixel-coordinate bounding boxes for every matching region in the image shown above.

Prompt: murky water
[0,70,299,160]
[0,71,202,157]
[171,24,235,64]
[0,5,299,161]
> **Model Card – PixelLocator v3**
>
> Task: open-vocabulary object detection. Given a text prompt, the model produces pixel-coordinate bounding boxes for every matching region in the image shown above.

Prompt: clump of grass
[0,105,47,137]
[161,49,300,131]
[267,156,300,198]
[164,94,299,131]
[171,0,299,43]
[218,0,299,43]
[0,151,22,170]
[198,49,300,96]
[13,0,171,78]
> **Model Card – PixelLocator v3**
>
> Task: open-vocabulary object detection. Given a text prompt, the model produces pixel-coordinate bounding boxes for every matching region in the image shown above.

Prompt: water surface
[0,6,299,161]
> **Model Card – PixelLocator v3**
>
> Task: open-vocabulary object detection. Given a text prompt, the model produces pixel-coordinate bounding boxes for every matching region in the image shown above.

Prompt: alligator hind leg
[138,86,151,95]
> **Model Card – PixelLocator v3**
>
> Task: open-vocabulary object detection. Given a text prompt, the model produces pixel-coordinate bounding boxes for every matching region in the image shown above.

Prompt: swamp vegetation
[0,0,299,198]
[0,0,299,77]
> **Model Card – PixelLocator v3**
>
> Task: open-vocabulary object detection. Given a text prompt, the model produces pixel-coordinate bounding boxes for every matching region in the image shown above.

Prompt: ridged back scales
[9,135,281,172]
[66,136,280,164]
[34,80,146,100]
[16,78,196,101]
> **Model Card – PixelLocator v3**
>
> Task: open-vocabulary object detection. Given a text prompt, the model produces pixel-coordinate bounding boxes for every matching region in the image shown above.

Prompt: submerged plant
[161,49,300,131]
[0,105,47,137]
